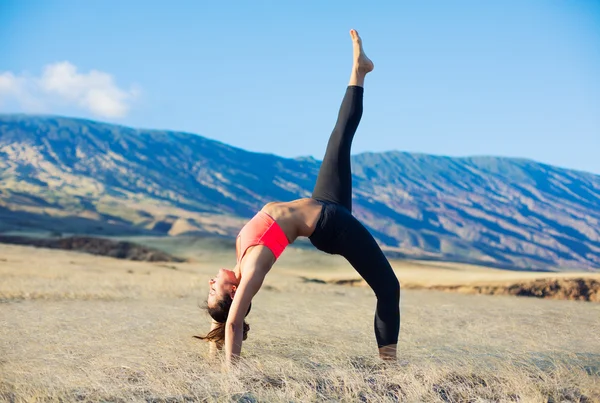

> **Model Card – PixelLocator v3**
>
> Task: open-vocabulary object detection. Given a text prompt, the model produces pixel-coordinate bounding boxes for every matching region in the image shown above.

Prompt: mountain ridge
[9,113,597,176]
[1,114,599,271]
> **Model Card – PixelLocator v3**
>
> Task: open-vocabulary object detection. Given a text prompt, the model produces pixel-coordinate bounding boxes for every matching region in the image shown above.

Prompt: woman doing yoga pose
[198,29,400,365]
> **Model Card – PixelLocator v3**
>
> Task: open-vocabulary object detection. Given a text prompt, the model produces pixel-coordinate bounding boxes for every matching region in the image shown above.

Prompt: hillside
[1,114,599,270]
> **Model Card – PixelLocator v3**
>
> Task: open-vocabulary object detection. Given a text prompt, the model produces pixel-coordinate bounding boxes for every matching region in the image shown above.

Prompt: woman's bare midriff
[260,198,323,243]
[236,198,323,275]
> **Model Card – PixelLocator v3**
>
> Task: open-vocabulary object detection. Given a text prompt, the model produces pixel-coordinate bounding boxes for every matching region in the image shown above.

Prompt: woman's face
[207,268,238,308]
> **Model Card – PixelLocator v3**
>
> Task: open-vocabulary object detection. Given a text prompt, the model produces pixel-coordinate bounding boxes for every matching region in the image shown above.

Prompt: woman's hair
[194,294,252,345]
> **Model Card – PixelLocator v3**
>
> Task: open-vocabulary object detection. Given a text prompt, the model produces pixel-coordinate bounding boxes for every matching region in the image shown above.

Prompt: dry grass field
[1,240,600,402]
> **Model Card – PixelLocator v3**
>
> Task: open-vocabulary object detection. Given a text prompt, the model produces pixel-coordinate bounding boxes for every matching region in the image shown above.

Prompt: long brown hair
[195,294,251,345]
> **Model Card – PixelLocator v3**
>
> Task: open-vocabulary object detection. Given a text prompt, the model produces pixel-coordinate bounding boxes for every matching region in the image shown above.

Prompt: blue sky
[1,1,599,174]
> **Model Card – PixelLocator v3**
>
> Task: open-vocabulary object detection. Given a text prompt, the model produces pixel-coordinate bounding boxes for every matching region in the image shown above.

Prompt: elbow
[225,319,243,334]
[225,320,237,332]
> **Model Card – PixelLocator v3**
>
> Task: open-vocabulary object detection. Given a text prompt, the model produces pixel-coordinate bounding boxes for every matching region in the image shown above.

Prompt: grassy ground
[1,243,599,402]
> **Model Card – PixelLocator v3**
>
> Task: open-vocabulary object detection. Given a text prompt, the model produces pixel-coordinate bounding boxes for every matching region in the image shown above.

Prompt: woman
[197,29,400,365]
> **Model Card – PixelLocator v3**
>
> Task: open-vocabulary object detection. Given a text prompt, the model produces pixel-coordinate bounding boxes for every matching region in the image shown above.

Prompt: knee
[376,276,400,303]
[390,278,400,302]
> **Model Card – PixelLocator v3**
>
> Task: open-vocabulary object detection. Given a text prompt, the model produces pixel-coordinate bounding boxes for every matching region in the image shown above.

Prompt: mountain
[1,114,599,271]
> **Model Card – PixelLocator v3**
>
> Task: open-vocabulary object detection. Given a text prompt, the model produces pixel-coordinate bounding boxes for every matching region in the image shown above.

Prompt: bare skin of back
[234,198,322,276]
[263,198,324,240]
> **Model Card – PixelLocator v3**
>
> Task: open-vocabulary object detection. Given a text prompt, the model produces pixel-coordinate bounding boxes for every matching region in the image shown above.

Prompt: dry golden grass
[1,243,600,402]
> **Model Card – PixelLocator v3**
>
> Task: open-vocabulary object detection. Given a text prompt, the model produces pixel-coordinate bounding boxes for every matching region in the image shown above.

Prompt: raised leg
[311,29,374,212]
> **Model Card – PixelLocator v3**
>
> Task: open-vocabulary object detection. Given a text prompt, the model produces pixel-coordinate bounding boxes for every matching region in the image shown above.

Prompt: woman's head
[207,268,239,310]
[196,268,252,345]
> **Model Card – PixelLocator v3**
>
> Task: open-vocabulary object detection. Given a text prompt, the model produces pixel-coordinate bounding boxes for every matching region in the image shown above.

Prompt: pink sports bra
[236,211,289,264]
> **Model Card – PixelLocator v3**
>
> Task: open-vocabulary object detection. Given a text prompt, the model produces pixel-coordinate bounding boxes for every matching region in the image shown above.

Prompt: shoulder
[241,246,276,276]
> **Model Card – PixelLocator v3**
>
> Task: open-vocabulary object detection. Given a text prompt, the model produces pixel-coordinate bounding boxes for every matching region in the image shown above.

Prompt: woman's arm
[224,264,267,367]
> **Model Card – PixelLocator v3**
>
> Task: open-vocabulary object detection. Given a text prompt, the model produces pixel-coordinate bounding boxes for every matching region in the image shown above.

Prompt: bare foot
[350,29,374,74]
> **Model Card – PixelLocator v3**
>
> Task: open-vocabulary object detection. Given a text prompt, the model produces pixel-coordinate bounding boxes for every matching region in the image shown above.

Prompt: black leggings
[309,86,400,348]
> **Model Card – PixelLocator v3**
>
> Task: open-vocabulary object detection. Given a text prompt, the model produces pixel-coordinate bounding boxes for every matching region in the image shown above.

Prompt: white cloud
[0,62,139,118]
[0,72,18,93]
[0,71,47,112]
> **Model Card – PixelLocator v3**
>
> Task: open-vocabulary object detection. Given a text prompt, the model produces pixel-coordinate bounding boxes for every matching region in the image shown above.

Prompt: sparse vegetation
[1,243,599,402]
[321,277,600,302]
